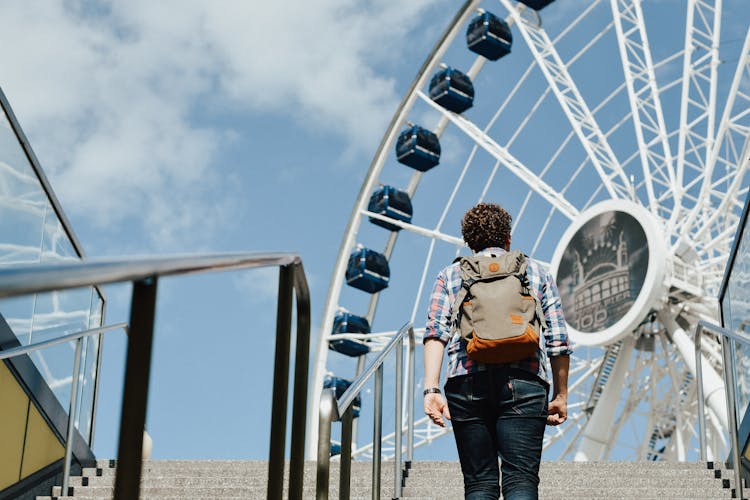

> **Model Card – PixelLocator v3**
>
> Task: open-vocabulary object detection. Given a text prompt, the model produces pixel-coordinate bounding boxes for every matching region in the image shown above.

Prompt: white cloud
[0,0,449,247]
[232,265,319,306]
[232,266,280,304]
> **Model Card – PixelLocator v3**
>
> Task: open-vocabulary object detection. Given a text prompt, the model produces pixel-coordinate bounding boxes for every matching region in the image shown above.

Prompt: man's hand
[548,355,570,426]
[424,393,451,427]
[547,393,567,426]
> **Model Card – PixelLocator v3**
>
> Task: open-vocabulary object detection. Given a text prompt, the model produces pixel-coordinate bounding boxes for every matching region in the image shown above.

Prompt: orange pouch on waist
[466,325,540,364]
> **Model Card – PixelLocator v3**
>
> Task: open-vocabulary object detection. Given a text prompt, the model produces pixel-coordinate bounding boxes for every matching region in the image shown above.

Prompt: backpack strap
[516,254,546,331]
[449,257,478,333]
[450,275,473,332]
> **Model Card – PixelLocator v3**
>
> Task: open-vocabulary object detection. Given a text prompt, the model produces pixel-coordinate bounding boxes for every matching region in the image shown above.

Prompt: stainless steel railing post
[694,323,708,461]
[406,326,415,469]
[372,365,384,500]
[316,323,412,500]
[61,337,84,496]
[394,336,404,499]
[340,406,354,500]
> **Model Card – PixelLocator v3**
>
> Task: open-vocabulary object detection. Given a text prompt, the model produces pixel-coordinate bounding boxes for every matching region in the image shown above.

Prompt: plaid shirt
[424,247,572,385]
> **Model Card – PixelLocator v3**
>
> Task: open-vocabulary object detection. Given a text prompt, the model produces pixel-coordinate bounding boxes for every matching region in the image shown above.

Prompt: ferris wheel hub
[549,200,669,346]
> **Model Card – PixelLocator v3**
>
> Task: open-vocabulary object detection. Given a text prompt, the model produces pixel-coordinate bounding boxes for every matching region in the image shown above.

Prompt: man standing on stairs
[423,202,572,500]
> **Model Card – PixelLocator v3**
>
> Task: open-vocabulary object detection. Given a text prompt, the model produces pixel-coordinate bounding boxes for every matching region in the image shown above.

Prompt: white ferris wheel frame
[306,0,750,461]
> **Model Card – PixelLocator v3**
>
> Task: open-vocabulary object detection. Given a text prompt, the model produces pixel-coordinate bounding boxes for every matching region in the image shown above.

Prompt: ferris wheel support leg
[574,335,636,461]
[660,314,728,432]
[707,406,728,461]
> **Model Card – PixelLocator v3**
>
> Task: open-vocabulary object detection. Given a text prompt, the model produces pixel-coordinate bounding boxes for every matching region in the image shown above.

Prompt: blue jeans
[444,368,548,500]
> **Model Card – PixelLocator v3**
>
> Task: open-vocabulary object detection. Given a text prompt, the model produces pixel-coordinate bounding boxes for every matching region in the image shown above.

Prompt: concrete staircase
[36,459,740,499]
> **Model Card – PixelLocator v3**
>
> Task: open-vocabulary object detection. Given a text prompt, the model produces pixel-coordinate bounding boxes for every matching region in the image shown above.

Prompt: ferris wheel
[308,0,750,462]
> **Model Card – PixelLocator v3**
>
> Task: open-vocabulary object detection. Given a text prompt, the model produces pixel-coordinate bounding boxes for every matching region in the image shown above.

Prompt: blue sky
[1,0,750,463]
[0,0,460,460]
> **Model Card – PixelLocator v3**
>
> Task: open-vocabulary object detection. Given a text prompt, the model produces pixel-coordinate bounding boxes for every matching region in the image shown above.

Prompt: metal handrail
[0,322,128,495]
[694,319,749,499]
[317,322,415,500]
[0,252,299,296]
[0,251,311,500]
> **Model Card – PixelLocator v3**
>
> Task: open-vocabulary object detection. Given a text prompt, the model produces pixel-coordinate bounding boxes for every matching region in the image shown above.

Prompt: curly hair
[461,203,512,252]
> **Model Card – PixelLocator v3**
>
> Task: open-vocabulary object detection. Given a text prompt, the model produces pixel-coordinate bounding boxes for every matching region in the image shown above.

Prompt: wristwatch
[423,387,442,396]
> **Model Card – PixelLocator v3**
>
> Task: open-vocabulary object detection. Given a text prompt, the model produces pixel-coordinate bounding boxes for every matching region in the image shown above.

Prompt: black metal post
[268,265,294,500]
[114,277,158,500]
[316,390,336,500]
[340,406,354,500]
[289,263,310,500]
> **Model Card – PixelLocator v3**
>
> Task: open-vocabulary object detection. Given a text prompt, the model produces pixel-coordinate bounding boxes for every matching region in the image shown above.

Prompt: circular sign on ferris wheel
[549,200,668,346]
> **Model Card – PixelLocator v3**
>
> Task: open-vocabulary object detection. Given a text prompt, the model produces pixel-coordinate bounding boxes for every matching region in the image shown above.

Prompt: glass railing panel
[721,209,750,420]
[0,297,35,345]
[0,97,105,445]
[40,205,79,263]
[0,110,46,266]
[75,293,104,442]
[0,109,47,346]
[28,287,95,424]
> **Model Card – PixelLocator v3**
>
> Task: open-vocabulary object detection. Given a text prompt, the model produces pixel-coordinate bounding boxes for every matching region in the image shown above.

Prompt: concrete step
[45,485,735,500]
[64,470,734,488]
[83,459,729,479]
[49,481,736,499]
[400,487,734,499]
[38,460,740,500]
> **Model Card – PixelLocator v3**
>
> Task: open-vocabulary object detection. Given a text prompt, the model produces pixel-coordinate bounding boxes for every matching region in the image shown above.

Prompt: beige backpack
[452,250,544,363]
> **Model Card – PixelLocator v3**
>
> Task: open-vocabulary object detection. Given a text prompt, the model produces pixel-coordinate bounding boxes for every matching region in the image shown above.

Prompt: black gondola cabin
[428,66,475,114]
[329,311,371,357]
[346,247,390,293]
[466,11,512,60]
[518,0,555,10]
[395,125,441,171]
[367,186,414,231]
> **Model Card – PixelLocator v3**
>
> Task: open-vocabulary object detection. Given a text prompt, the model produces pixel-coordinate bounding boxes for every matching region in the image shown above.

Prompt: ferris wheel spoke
[418,91,580,220]
[515,123,581,228]
[359,416,455,457]
[524,50,680,216]
[499,0,632,202]
[410,240,439,325]
[485,2,610,155]
[676,0,722,222]
[700,226,740,258]
[542,407,588,454]
[360,211,464,247]
[610,0,678,223]
[680,28,750,248]
[690,151,750,250]
[505,18,614,151]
